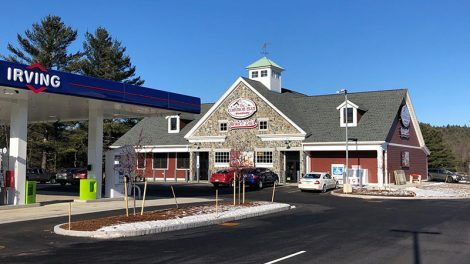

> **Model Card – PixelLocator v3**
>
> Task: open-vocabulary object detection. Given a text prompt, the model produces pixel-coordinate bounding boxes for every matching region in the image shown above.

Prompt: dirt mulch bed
[333,188,416,197]
[60,201,259,232]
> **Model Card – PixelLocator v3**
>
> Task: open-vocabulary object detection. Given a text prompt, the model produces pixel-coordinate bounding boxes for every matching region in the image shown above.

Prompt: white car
[298,172,338,192]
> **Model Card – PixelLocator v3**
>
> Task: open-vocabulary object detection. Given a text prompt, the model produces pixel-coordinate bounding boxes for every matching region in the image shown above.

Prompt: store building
[112,57,429,185]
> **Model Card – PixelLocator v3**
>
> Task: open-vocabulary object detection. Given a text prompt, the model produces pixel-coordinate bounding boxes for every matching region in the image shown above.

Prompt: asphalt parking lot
[2,183,470,264]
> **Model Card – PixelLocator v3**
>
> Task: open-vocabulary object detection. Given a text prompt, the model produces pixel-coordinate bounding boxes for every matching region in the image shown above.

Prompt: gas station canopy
[0,60,200,205]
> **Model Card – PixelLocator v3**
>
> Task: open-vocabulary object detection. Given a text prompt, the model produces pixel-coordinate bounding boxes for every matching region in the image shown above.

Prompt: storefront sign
[227,98,257,119]
[400,105,410,139]
[229,119,257,129]
[7,63,61,93]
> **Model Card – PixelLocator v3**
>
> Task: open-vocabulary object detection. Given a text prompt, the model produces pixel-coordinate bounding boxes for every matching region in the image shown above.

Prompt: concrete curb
[73,197,124,203]
[0,203,40,210]
[54,203,292,239]
[331,191,470,200]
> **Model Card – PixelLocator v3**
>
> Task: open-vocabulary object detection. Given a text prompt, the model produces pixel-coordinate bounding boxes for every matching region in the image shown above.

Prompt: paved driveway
[2,184,470,264]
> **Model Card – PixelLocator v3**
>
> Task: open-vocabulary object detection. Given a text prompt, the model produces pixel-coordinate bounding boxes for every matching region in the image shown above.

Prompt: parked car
[56,168,84,186]
[242,168,278,189]
[26,168,56,184]
[210,169,237,187]
[298,172,337,192]
[428,168,462,183]
[71,168,87,185]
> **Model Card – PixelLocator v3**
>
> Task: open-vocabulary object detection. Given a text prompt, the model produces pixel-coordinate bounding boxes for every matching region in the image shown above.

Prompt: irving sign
[6,63,61,93]
[227,98,257,119]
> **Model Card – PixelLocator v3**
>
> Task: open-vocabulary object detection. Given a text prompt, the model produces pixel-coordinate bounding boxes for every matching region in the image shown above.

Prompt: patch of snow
[97,202,288,233]
[405,187,458,197]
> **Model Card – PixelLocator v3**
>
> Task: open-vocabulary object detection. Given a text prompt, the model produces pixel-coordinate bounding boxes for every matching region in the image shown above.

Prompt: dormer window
[261,70,268,77]
[336,100,359,127]
[167,115,180,133]
[251,71,258,78]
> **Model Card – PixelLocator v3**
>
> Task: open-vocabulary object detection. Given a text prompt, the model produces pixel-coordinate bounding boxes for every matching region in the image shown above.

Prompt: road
[2,183,470,263]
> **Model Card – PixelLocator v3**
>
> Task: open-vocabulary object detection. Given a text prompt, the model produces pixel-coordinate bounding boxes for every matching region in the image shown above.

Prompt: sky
[0,0,468,126]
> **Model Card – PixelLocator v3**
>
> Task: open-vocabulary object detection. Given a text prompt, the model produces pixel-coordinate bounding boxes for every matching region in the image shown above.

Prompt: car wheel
[50,177,56,184]
[428,174,433,181]
[335,181,338,189]
[300,189,305,192]
[213,183,219,188]
[258,180,263,189]
[60,182,66,186]
[322,184,327,193]
[446,176,452,183]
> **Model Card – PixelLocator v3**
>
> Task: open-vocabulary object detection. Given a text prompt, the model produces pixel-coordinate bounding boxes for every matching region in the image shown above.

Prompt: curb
[54,203,292,239]
[331,191,470,200]
[0,203,40,210]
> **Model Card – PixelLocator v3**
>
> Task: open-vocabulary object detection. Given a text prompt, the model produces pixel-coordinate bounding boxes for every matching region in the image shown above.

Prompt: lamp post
[338,89,350,193]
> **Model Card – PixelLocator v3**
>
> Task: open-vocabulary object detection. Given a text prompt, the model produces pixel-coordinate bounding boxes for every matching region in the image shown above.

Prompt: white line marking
[264,250,306,264]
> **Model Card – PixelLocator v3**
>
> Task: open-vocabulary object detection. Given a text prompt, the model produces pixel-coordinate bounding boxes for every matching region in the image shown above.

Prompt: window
[256,151,273,164]
[343,108,353,124]
[152,153,167,169]
[261,70,268,77]
[251,71,258,78]
[219,121,228,132]
[215,152,230,163]
[168,116,180,133]
[177,153,190,169]
[259,119,268,130]
[137,153,146,169]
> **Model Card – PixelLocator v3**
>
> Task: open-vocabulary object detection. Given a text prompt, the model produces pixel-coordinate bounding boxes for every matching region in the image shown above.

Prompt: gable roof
[111,103,213,147]
[113,77,410,147]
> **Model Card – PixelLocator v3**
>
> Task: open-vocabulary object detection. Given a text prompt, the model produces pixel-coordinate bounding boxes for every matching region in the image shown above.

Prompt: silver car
[428,168,462,183]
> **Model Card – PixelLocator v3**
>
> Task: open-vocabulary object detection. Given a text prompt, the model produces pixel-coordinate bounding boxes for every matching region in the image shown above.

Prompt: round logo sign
[400,105,411,128]
[227,98,257,119]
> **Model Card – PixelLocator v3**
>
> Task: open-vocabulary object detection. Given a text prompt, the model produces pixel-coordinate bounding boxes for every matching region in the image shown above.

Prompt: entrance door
[198,152,209,181]
[285,151,300,183]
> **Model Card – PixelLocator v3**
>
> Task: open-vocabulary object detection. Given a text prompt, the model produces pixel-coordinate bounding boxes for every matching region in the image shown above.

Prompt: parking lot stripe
[264,250,306,264]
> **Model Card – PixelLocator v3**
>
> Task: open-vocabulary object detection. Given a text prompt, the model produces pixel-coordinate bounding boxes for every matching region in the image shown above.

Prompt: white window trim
[152,153,168,170]
[167,115,180,133]
[137,153,146,169]
[214,151,230,167]
[339,107,358,127]
[258,118,269,131]
[176,152,190,169]
[255,151,273,167]
[218,120,228,132]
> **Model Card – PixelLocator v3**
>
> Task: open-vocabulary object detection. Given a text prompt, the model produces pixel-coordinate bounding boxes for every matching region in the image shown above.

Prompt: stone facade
[188,81,305,181]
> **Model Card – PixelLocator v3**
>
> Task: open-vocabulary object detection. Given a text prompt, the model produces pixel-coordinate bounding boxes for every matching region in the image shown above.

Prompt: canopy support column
[87,100,103,199]
[9,95,28,205]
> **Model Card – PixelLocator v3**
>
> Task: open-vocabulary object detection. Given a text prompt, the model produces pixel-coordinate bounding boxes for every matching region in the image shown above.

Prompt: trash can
[25,181,37,204]
[80,179,97,200]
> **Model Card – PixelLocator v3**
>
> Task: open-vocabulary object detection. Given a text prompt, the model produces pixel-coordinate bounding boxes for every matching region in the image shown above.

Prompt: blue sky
[0,0,468,126]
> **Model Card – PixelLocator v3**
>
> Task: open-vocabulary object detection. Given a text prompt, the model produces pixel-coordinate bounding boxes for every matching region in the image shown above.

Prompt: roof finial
[260,42,269,56]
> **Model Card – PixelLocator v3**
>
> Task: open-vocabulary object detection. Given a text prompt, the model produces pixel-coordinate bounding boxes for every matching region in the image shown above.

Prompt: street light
[337,89,350,193]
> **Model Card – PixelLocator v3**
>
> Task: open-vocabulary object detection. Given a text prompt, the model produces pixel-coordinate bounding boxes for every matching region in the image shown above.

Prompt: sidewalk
[0,197,214,225]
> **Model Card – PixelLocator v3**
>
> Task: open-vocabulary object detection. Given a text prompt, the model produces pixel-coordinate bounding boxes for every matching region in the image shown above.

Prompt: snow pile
[97,202,288,234]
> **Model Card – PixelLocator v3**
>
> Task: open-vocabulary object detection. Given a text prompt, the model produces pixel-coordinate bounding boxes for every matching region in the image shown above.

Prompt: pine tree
[1,15,82,169]
[420,123,457,169]
[2,15,81,70]
[71,27,144,85]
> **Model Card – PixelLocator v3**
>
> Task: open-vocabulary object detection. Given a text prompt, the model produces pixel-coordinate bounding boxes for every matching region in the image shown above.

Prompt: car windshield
[304,174,321,179]
[217,170,229,174]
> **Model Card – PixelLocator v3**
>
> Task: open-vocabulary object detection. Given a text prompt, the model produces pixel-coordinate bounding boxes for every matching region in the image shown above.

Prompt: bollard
[141,180,148,216]
[171,185,178,209]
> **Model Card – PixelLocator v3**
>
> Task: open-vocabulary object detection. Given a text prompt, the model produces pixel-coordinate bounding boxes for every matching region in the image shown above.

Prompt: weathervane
[261,42,269,56]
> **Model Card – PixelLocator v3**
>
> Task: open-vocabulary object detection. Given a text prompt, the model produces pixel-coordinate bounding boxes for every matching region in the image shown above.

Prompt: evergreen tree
[71,27,144,85]
[420,123,457,169]
[2,15,81,70]
[2,15,82,170]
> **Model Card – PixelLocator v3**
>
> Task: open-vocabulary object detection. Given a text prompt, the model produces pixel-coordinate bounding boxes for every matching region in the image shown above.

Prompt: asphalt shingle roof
[113,78,407,146]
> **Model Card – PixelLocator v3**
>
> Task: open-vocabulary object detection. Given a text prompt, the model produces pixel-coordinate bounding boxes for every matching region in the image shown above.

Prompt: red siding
[310,151,378,183]
[388,105,420,147]
[387,146,428,183]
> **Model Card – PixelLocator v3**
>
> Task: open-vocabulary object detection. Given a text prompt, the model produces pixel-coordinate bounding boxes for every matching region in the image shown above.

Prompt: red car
[210,169,237,187]
[72,168,87,185]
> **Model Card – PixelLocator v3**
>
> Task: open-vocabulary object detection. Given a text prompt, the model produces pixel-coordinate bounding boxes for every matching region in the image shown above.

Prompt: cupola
[246,57,284,93]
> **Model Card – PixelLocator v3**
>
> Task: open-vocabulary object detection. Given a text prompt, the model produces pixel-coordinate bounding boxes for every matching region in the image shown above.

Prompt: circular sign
[1,147,6,154]
[227,98,257,119]
[400,105,411,128]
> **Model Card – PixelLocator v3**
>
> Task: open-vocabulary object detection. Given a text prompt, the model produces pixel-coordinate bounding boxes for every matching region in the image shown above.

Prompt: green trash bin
[80,179,97,200]
[25,181,37,204]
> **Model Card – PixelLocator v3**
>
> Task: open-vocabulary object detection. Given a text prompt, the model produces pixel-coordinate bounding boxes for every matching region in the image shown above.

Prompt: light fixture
[284,140,291,149]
